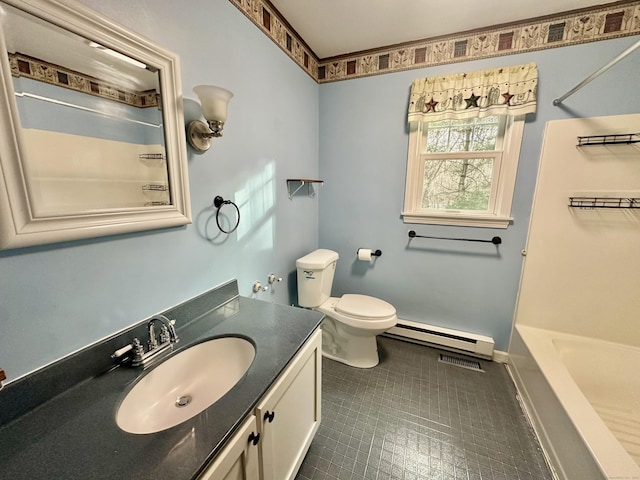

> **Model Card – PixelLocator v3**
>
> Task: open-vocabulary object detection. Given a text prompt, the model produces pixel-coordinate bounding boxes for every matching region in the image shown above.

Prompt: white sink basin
[116,336,255,434]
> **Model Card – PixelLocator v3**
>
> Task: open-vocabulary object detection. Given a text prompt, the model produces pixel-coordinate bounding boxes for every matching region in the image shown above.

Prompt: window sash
[417,151,503,214]
[421,116,506,154]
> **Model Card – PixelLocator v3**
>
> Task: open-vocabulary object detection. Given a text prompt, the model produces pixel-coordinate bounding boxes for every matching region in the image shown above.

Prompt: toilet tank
[296,249,339,308]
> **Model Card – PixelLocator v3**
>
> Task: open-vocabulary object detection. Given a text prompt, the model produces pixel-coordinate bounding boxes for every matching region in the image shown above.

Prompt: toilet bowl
[296,249,397,368]
[317,295,397,368]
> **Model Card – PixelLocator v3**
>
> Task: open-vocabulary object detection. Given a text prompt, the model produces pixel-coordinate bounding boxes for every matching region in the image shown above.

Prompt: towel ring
[213,195,240,234]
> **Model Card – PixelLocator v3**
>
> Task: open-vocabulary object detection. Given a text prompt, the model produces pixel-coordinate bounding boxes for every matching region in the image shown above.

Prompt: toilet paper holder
[357,248,382,258]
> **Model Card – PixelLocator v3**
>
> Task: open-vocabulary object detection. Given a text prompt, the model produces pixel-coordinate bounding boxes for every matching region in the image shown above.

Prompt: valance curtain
[407,62,538,123]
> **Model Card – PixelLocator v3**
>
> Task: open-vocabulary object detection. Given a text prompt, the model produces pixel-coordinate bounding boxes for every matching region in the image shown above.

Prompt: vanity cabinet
[198,329,321,480]
[198,415,260,480]
[256,329,322,480]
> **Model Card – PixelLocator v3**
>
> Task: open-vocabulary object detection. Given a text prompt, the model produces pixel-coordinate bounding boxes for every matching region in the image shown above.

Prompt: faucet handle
[112,343,132,360]
[160,324,171,344]
[131,338,145,366]
[133,337,144,354]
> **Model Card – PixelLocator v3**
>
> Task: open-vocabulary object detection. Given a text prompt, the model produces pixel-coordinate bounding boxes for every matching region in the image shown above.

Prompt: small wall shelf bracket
[286,179,323,199]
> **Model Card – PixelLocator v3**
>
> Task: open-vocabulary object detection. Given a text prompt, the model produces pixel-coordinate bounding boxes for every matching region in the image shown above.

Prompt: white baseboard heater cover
[384,319,494,359]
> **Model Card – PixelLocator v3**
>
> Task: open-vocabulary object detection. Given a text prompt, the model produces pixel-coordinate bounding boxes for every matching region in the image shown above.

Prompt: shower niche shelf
[287,179,323,199]
[568,196,640,209]
[576,133,640,146]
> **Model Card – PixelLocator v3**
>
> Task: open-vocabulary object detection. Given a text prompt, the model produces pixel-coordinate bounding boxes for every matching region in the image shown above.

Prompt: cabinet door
[256,329,322,480]
[198,414,260,480]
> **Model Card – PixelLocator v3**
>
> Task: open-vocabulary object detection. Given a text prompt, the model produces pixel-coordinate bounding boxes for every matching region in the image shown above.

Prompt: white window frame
[402,115,525,228]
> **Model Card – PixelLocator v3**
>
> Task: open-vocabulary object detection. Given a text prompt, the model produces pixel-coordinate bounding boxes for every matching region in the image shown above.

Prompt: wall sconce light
[187,85,234,152]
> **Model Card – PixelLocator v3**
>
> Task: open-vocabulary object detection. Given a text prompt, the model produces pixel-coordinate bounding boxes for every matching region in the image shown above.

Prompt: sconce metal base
[187,120,213,152]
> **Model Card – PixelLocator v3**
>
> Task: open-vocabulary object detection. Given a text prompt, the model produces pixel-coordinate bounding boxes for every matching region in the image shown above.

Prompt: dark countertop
[0,287,323,479]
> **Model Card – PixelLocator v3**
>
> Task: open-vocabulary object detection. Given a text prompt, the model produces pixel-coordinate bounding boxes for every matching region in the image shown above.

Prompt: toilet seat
[335,294,396,319]
[318,295,397,331]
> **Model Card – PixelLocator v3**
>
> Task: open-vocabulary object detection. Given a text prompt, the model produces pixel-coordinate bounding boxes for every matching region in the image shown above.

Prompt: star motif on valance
[422,97,439,113]
[407,63,538,123]
[502,92,515,105]
[464,93,480,109]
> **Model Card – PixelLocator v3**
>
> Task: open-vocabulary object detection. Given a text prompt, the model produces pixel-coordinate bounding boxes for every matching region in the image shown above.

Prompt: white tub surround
[509,114,640,480]
[509,326,640,480]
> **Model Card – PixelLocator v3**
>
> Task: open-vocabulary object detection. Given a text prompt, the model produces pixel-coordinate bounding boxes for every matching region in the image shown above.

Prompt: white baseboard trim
[492,350,509,363]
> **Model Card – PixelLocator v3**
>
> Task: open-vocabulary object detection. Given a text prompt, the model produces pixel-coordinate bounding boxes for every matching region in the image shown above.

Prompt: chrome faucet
[111,314,179,368]
[147,314,179,349]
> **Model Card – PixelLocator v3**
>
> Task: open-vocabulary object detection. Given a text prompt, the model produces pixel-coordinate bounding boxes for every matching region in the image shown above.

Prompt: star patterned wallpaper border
[228,0,640,83]
[9,52,159,109]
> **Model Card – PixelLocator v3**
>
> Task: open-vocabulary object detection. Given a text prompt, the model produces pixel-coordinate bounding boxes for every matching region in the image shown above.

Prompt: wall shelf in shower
[568,196,640,209]
[287,179,323,199]
[576,133,640,146]
[142,184,169,191]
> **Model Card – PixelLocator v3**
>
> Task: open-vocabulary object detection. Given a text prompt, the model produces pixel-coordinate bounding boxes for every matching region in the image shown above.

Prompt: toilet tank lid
[336,294,396,319]
[296,249,339,269]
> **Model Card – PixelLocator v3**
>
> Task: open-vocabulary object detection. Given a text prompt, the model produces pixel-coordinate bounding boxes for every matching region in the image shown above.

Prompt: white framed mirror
[0,0,191,250]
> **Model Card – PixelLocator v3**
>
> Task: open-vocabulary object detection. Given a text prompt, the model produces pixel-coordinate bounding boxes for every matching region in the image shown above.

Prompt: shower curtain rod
[552,37,640,106]
[14,91,163,128]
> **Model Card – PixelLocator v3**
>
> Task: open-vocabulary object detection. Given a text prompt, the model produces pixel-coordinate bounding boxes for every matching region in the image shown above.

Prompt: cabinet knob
[264,410,275,423]
[248,431,260,446]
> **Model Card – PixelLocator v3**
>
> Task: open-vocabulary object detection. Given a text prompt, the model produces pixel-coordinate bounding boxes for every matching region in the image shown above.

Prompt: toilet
[296,249,397,368]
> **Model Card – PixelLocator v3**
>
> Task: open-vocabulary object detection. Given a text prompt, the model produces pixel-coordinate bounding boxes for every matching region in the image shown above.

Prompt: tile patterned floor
[296,336,554,480]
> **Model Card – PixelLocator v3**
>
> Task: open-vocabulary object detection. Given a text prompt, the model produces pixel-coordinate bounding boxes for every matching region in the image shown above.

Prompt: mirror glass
[0,0,191,249]
[4,4,169,216]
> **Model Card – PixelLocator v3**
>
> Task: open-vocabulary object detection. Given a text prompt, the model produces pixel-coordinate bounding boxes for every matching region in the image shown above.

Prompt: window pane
[425,116,500,153]
[422,157,494,211]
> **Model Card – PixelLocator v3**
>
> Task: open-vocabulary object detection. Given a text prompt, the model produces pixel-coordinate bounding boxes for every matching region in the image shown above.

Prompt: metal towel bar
[408,230,502,245]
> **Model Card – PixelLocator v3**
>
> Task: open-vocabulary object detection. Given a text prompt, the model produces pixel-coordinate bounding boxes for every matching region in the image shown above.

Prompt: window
[403,63,537,228]
[402,114,524,228]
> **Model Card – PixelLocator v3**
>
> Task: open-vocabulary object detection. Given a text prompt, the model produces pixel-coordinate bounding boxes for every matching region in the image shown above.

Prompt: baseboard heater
[383,319,494,359]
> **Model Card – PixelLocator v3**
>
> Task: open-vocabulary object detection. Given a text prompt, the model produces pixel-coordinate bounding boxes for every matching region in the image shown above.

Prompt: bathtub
[509,325,640,480]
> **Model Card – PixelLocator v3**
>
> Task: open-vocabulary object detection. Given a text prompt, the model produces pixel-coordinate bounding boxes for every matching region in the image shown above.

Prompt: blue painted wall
[318,37,640,351]
[0,0,319,381]
[1,0,638,380]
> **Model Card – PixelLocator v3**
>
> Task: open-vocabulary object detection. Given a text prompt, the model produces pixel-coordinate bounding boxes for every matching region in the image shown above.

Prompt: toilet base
[321,318,381,368]
[321,349,379,369]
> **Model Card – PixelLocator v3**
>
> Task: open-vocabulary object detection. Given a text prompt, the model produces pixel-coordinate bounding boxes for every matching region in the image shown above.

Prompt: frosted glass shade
[193,85,233,122]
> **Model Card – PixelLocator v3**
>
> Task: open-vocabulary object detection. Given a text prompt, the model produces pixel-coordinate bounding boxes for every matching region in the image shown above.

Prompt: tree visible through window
[421,116,503,212]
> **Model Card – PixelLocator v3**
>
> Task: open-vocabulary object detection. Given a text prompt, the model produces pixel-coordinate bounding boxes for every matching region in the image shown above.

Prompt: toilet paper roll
[357,248,373,262]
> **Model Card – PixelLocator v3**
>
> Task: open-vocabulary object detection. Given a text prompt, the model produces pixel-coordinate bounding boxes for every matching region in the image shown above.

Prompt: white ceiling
[270,0,618,58]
